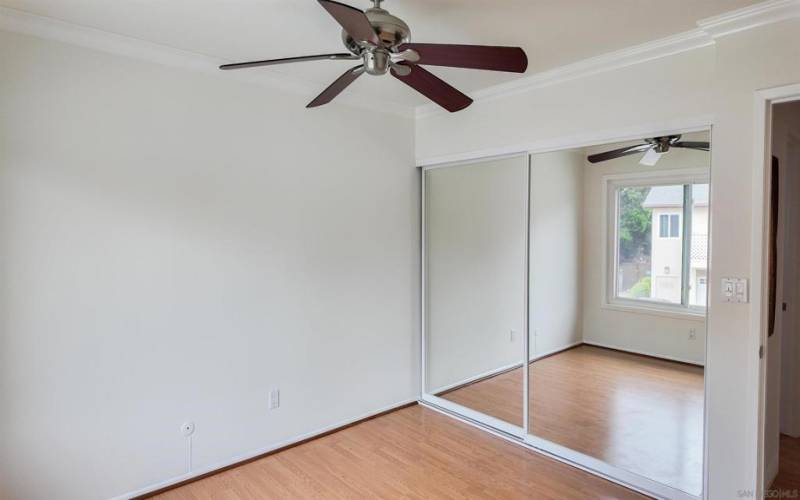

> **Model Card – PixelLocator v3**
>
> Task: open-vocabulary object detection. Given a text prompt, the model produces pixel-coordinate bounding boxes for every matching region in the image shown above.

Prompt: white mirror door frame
[419,152,530,442]
[419,117,712,500]
[753,83,800,498]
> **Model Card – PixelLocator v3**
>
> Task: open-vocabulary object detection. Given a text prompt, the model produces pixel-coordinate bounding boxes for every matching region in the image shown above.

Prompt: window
[659,214,680,238]
[611,181,709,312]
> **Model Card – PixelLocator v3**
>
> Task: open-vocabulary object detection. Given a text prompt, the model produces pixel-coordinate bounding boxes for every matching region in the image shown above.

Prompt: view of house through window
[616,182,709,308]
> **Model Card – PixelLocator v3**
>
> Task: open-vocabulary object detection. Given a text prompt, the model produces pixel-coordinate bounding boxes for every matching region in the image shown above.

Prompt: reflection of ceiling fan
[219,0,528,112]
[587,135,711,166]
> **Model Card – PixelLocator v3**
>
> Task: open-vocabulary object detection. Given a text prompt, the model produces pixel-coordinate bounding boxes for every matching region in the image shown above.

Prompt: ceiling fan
[587,135,711,167]
[219,0,528,112]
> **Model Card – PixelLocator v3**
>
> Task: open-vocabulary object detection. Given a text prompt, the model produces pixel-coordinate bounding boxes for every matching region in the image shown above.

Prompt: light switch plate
[721,278,749,303]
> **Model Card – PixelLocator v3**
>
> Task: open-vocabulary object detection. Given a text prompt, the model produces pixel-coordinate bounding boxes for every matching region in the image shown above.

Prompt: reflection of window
[611,181,709,312]
[659,214,680,238]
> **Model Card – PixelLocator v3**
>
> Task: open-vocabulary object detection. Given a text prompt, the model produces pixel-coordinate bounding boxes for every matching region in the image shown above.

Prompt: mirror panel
[528,131,710,497]
[425,156,528,428]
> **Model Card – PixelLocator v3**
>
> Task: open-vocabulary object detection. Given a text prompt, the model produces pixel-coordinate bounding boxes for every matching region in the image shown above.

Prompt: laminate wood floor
[151,404,646,500]
[442,345,704,496]
[771,434,800,494]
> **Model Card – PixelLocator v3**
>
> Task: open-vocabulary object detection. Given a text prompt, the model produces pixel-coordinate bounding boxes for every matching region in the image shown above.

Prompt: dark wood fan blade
[399,43,528,73]
[587,144,652,164]
[673,141,711,151]
[307,65,365,108]
[220,53,358,70]
[318,0,381,46]
[391,64,473,113]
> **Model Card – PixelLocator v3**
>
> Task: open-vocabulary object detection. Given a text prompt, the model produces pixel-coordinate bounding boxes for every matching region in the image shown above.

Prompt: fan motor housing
[341,6,411,55]
[647,135,682,153]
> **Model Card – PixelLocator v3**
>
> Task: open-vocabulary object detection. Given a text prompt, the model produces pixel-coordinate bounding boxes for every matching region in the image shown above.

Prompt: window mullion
[681,184,693,307]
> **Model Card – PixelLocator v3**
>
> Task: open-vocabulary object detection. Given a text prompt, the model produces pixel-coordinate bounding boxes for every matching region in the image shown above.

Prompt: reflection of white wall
[426,157,528,392]
[530,150,584,359]
[582,138,710,365]
[427,143,708,391]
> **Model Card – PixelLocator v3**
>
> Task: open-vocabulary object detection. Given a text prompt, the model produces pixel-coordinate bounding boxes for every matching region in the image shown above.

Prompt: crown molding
[416,0,800,119]
[697,0,800,38]
[415,28,714,119]
[415,115,714,167]
[0,6,414,119]
[2,0,797,121]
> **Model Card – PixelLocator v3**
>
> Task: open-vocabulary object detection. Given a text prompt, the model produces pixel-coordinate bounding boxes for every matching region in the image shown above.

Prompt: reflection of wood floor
[771,434,800,493]
[152,405,645,499]
[442,345,705,496]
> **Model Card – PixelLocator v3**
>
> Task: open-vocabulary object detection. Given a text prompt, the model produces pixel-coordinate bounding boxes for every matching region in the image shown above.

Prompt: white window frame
[658,213,681,239]
[603,169,709,319]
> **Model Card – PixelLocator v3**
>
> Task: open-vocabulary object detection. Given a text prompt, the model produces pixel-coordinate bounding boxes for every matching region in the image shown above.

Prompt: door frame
[781,133,800,438]
[419,116,713,500]
[754,83,800,496]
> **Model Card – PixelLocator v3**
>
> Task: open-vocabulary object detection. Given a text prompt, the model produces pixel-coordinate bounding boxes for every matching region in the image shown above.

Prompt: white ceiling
[1,0,757,107]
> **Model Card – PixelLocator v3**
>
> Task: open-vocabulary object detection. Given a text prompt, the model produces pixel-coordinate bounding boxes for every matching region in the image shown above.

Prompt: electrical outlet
[269,389,280,410]
[181,421,195,437]
[689,329,697,340]
[510,330,516,342]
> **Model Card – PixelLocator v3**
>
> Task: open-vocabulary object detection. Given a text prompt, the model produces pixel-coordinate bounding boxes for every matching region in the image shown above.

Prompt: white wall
[528,141,707,366]
[581,139,709,365]
[415,19,800,498]
[0,30,418,500]
[530,150,584,358]
[415,46,717,163]
[425,157,528,392]
[426,149,583,391]
[709,20,800,498]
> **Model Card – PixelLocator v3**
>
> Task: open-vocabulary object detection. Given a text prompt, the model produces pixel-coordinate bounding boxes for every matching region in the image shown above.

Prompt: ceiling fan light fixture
[639,148,664,167]
[219,0,529,112]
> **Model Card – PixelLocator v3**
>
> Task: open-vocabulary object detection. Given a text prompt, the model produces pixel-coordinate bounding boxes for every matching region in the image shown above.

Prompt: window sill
[602,301,707,322]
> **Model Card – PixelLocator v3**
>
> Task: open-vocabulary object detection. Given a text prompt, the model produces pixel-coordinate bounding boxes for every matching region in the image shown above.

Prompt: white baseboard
[111,398,418,500]
[529,341,583,363]
[430,341,584,396]
[766,451,780,489]
[583,340,705,367]
[430,361,522,395]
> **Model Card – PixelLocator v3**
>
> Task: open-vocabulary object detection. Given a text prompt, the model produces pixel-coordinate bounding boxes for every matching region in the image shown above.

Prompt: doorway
[764,99,800,495]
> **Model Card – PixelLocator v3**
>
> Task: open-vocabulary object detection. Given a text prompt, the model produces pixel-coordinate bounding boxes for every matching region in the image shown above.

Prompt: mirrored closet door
[422,130,710,499]
[527,131,711,499]
[424,155,528,431]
